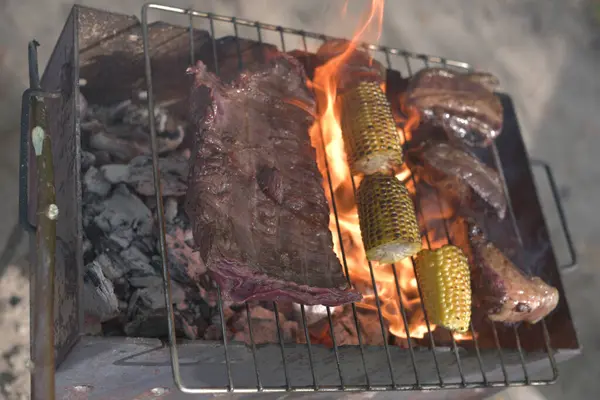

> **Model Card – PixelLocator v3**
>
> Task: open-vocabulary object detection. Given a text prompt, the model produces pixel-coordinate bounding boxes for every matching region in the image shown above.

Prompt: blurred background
[1,0,599,399]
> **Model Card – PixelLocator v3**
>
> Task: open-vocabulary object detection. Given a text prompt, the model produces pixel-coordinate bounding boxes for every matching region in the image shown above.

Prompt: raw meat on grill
[186,53,361,307]
[468,223,559,324]
[402,67,503,147]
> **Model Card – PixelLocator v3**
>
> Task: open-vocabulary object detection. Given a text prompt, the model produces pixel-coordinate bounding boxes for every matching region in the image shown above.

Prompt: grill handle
[19,40,62,400]
[19,41,61,232]
[530,159,577,272]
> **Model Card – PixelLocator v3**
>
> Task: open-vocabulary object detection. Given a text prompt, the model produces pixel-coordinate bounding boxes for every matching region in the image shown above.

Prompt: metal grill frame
[136,2,560,394]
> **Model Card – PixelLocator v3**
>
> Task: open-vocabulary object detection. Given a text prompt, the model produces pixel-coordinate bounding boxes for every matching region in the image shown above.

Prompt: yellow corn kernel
[357,174,421,263]
[340,81,403,175]
[414,245,472,333]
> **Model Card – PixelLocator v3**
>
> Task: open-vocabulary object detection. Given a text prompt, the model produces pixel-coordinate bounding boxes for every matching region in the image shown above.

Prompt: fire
[306,0,474,345]
[307,0,430,341]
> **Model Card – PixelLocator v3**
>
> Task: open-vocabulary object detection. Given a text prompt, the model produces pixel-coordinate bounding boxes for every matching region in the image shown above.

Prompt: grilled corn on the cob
[340,81,403,175]
[414,245,472,333]
[357,174,421,263]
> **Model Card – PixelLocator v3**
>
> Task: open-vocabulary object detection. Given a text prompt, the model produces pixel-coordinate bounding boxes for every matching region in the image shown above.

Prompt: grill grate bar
[414,58,467,387]
[300,31,347,390]
[350,168,397,385]
[434,184,490,385]
[300,305,320,389]
[244,303,263,391]
[272,29,322,391]
[272,302,292,390]
[217,287,234,391]
[140,2,560,393]
[325,306,346,388]
[490,144,557,383]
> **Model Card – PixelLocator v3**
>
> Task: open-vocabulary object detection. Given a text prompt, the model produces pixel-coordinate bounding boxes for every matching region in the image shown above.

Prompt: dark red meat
[186,53,361,306]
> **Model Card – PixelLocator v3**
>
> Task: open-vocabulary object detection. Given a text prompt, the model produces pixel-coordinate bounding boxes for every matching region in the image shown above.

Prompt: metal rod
[325,306,345,388]
[142,4,194,394]
[529,160,577,271]
[188,11,195,65]
[142,3,471,69]
[433,187,488,386]
[245,303,263,391]
[298,32,346,389]
[402,55,444,386]
[349,177,397,387]
[300,305,319,390]
[272,302,292,390]
[28,86,57,400]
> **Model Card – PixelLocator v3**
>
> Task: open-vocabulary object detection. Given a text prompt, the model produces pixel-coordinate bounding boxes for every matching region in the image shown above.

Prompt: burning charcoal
[292,304,334,327]
[120,246,157,286]
[165,227,206,283]
[113,277,131,303]
[231,305,298,345]
[132,236,157,255]
[83,260,120,323]
[307,306,388,346]
[91,184,153,249]
[81,151,96,172]
[164,197,178,224]
[203,306,237,341]
[96,253,126,281]
[82,239,93,261]
[87,101,185,162]
[93,150,113,166]
[83,166,111,198]
[124,281,186,337]
[78,88,88,118]
[101,155,188,197]
[101,164,129,183]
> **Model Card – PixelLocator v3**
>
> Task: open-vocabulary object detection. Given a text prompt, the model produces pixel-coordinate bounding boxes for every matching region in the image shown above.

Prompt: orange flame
[306,0,475,345]
[307,0,431,341]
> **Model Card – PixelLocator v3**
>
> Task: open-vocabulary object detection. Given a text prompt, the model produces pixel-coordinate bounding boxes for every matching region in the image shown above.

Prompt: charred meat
[186,54,361,307]
[402,68,503,147]
[412,142,507,219]
[469,224,559,324]
[316,39,386,92]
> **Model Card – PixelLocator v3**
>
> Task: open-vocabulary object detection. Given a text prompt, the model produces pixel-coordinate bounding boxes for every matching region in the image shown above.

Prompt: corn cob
[414,245,472,333]
[357,174,421,263]
[340,81,403,175]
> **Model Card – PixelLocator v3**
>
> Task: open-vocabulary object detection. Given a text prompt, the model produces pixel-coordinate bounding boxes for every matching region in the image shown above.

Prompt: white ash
[80,150,96,171]
[83,99,186,162]
[79,94,368,345]
[83,260,119,323]
[85,184,154,249]
[80,94,214,340]
[83,166,111,198]
[100,155,189,197]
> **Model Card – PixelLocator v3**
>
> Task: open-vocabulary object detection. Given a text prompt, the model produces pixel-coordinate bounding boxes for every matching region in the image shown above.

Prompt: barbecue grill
[21,4,581,399]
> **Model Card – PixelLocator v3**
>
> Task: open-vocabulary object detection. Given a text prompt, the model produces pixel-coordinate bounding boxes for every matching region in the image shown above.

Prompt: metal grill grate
[140,3,558,393]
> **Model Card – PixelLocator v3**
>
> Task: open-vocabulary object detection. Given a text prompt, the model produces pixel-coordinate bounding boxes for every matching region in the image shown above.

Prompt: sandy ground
[2,0,600,399]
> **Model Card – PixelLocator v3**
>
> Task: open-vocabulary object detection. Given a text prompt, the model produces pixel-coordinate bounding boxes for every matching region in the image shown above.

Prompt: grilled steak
[468,224,559,324]
[402,68,503,147]
[186,53,361,306]
[410,142,507,219]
